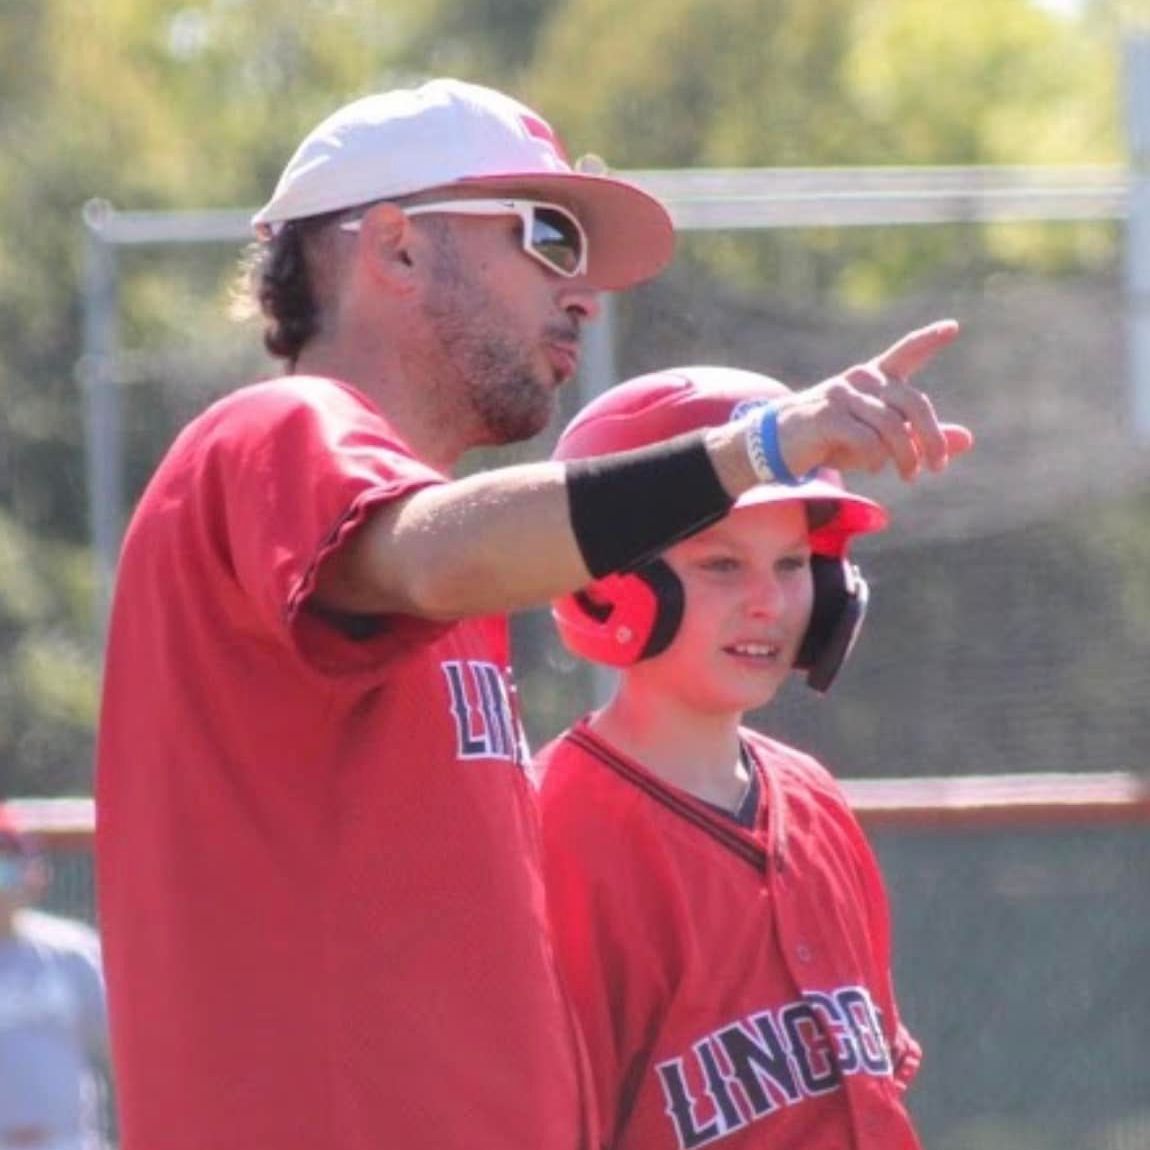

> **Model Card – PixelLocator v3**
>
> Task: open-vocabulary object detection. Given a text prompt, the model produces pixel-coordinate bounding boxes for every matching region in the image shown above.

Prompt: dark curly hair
[233,213,343,366]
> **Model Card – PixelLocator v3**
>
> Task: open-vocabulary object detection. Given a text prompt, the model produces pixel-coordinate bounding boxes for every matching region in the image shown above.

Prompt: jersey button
[796,943,813,963]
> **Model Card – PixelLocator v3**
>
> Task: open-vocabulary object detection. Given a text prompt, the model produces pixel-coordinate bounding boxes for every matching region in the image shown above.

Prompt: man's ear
[355,203,419,288]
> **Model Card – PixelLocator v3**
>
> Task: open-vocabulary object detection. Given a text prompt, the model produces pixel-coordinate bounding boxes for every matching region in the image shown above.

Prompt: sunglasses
[340,198,589,279]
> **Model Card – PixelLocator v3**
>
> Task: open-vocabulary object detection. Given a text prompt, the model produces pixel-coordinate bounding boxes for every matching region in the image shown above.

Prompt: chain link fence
[22,188,1147,1149]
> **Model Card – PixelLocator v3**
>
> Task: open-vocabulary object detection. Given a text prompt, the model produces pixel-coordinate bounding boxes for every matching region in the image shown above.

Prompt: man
[0,806,109,1150]
[96,77,971,1150]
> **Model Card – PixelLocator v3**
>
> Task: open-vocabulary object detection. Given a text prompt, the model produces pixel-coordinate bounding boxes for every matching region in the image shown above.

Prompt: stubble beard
[423,230,558,448]
[457,332,557,446]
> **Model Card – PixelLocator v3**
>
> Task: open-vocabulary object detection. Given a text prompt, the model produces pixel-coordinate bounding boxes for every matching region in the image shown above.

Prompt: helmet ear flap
[795,555,870,694]
[552,559,685,667]
[631,559,685,661]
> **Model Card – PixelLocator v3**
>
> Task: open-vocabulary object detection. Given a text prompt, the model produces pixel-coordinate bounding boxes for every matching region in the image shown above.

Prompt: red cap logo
[520,113,569,163]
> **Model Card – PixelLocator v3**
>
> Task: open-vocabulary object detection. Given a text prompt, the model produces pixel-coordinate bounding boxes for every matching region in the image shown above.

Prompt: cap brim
[448,171,674,291]
[734,478,889,543]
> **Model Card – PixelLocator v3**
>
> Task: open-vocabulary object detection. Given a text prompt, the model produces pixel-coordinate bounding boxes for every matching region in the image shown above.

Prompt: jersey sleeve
[188,378,449,670]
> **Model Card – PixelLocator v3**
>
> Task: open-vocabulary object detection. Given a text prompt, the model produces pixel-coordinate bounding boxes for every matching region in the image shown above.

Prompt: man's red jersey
[538,720,921,1150]
[97,377,591,1150]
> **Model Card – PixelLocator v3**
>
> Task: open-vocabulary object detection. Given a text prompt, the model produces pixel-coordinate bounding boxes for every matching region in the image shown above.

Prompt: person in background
[539,366,940,1149]
[0,805,109,1150]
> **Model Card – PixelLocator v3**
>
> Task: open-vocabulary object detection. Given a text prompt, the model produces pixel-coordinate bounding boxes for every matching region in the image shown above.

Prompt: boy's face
[645,501,815,716]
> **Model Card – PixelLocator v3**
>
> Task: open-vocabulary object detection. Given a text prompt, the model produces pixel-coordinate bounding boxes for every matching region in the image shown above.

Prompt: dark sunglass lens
[530,209,582,274]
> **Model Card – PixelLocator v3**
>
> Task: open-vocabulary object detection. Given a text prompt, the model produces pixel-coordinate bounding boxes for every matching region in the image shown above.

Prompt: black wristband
[565,431,735,578]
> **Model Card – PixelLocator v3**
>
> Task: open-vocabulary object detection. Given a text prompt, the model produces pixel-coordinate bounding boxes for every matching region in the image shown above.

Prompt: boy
[539,365,928,1149]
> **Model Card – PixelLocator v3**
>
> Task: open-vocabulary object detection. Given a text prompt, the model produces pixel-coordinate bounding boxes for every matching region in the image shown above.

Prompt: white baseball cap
[251,78,675,291]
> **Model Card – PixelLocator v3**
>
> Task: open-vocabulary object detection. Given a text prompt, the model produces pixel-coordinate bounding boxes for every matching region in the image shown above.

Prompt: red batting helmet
[552,365,889,692]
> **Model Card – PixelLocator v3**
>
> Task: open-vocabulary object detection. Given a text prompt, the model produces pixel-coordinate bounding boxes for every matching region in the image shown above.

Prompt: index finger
[873,319,960,381]
[942,422,974,457]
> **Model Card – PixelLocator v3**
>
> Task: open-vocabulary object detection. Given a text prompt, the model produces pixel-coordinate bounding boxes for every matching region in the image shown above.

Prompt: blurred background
[1,0,1149,1146]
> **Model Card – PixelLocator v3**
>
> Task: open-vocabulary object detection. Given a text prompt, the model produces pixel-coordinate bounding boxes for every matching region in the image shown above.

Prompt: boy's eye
[778,553,811,573]
[700,555,739,572]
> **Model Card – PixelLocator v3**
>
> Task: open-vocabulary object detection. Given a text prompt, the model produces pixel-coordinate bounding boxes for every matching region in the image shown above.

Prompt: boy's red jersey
[538,720,922,1150]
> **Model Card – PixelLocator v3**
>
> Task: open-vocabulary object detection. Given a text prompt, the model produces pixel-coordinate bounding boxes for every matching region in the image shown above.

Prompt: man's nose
[558,281,601,324]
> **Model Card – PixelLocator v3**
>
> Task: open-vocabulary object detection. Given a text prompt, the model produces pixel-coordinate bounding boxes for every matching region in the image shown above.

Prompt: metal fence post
[1124,34,1150,441]
[79,200,123,638]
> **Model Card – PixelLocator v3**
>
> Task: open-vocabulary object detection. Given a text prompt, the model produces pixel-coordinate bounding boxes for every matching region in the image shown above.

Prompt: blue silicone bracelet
[756,404,810,486]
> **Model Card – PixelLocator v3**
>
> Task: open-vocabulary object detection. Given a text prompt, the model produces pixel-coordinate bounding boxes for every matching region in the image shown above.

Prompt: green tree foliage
[0,509,96,795]
[525,0,1120,303]
[847,0,1117,166]
[527,0,1117,167]
[0,0,1146,794]
[0,0,428,793]
[0,0,433,542]
[404,0,555,75]
[525,0,861,167]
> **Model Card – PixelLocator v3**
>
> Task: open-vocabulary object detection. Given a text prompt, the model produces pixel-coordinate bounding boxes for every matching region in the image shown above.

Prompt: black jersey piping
[565,726,768,872]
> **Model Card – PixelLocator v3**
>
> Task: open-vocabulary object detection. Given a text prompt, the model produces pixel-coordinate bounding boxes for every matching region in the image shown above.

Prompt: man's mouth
[546,342,580,383]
